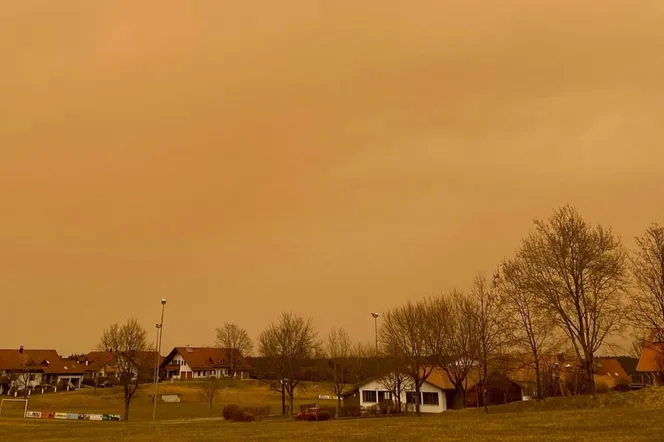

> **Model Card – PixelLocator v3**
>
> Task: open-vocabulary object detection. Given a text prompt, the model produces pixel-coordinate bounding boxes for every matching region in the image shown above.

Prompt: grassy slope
[11,380,338,421]
[2,384,664,441]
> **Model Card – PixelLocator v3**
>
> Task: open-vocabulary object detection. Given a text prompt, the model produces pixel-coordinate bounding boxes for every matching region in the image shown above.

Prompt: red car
[296,407,321,421]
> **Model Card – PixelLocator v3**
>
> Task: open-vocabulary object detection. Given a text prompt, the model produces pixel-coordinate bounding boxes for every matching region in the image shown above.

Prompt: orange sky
[1,1,663,355]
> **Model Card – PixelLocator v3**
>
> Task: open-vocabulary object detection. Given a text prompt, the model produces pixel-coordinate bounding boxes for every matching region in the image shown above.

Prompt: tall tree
[428,291,478,408]
[629,224,664,348]
[215,323,253,379]
[325,326,353,418]
[517,205,628,396]
[98,318,149,421]
[470,273,505,413]
[498,258,560,400]
[257,312,316,417]
[380,300,434,416]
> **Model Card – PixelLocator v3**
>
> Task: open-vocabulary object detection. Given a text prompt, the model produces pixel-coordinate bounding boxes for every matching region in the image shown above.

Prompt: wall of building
[356,376,447,413]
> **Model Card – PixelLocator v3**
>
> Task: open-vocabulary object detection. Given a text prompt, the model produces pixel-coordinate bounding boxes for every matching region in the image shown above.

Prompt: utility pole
[152,298,167,421]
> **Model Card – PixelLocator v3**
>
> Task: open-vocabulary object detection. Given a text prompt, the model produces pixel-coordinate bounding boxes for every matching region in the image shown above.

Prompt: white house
[344,373,448,413]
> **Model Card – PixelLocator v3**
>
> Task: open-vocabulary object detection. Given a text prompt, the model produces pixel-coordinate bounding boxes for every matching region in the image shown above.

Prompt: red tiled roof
[161,347,248,371]
[637,343,664,373]
[81,351,117,372]
[595,358,629,381]
[0,349,85,374]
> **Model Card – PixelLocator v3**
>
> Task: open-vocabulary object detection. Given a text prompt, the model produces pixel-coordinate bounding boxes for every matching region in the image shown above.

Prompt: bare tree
[198,375,221,416]
[215,323,253,380]
[325,326,353,418]
[629,333,647,359]
[377,357,408,413]
[497,258,561,400]
[517,205,628,396]
[257,312,316,417]
[428,291,478,408]
[98,318,149,421]
[15,349,32,398]
[629,224,664,355]
[470,273,505,413]
[380,300,434,416]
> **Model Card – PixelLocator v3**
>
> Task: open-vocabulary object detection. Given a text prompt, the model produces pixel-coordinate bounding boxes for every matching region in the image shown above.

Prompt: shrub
[242,406,270,417]
[340,405,362,418]
[236,411,255,422]
[596,381,610,395]
[317,410,331,421]
[223,404,241,420]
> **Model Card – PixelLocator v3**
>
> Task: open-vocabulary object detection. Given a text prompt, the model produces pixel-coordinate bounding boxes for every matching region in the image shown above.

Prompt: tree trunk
[534,359,542,401]
[482,384,488,413]
[281,385,286,415]
[585,356,596,397]
[336,395,341,419]
[124,393,131,421]
[414,381,421,416]
[288,391,295,419]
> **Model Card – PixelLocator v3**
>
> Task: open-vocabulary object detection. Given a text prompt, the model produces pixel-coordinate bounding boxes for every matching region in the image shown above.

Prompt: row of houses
[0,345,251,395]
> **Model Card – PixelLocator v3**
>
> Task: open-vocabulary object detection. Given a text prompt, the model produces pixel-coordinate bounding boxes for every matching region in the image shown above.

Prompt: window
[406,392,416,404]
[422,392,439,406]
[362,390,377,403]
[377,391,391,402]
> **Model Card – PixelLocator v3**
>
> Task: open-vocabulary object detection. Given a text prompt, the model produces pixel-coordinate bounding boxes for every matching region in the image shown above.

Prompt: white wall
[356,376,447,413]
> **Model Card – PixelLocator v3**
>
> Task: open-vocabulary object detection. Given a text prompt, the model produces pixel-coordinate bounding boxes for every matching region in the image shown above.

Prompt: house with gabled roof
[160,346,250,381]
[0,347,85,393]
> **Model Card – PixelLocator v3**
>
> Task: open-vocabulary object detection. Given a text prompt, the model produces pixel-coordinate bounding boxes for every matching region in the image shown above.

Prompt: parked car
[99,380,115,388]
[297,407,319,421]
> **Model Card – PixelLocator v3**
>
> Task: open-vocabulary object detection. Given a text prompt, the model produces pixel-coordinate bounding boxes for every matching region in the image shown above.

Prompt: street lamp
[371,313,379,354]
[152,298,167,421]
[371,313,379,375]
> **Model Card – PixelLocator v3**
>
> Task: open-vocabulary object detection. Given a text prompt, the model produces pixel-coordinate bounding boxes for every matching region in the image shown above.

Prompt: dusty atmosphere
[1,1,663,354]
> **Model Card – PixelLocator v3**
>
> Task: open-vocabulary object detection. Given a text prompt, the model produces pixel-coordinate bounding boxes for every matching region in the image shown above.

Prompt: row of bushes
[222,404,270,422]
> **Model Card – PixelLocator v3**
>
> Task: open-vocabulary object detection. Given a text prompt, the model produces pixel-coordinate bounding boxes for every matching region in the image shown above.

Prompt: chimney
[19,346,24,354]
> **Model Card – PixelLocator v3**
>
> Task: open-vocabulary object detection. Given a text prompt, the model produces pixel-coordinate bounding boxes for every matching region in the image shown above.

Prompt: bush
[596,381,610,395]
[340,405,362,418]
[223,404,241,420]
[317,410,331,421]
[236,411,255,422]
[242,406,270,417]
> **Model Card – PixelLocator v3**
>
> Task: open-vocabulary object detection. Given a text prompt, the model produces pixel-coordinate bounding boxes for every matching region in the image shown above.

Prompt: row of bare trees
[380,205,664,413]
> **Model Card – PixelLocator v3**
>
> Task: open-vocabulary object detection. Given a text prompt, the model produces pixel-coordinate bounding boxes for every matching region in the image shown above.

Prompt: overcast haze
[1,1,664,355]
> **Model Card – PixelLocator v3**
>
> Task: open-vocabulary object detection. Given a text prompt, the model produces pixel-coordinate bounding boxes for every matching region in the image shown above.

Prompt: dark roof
[612,357,639,376]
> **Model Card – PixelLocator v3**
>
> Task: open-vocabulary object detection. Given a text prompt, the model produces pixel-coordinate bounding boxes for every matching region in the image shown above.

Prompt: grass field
[2,380,338,421]
[1,383,663,441]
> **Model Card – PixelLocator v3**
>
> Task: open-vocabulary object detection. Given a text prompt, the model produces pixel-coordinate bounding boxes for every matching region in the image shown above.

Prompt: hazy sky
[1,1,664,356]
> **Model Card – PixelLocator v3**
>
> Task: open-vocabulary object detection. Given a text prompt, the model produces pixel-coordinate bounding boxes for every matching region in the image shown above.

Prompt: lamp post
[371,313,379,375]
[152,298,167,421]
